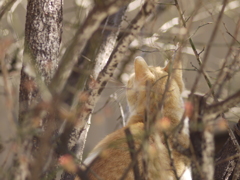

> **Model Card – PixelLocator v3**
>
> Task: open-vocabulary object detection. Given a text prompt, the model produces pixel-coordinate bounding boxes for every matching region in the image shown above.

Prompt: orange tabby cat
[83,56,191,180]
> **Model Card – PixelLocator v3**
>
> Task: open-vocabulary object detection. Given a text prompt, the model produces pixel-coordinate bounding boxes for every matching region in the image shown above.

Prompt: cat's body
[83,57,190,180]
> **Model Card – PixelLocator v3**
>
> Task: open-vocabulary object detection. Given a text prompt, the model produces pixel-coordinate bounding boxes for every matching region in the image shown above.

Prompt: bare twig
[174,0,214,96]
[111,93,126,126]
[216,152,240,166]
[119,146,142,180]
[224,23,240,45]
[204,19,240,99]
[208,18,240,100]
[163,133,180,180]
[206,89,240,118]
[189,22,213,39]
[189,0,229,97]
[124,128,142,180]
[93,97,112,114]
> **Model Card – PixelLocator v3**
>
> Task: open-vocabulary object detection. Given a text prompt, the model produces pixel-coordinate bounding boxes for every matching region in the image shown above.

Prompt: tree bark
[19,0,62,122]
[189,95,212,180]
[16,0,62,180]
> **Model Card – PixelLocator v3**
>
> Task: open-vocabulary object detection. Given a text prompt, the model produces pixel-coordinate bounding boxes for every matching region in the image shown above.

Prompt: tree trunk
[19,0,62,122]
[59,7,127,180]
[16,0,62,180]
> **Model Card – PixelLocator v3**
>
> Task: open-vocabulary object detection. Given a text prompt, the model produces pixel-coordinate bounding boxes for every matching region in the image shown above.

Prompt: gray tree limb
[59,6,127,180]
[73,6,127,162]
[68,0,157,156]
[49,0,131,95]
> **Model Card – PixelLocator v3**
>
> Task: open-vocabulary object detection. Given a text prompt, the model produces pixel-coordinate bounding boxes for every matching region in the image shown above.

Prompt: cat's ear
[134,56,153,83]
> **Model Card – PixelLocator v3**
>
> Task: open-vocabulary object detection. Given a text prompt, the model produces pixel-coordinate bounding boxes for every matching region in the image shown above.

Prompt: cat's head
[126,56,184,116]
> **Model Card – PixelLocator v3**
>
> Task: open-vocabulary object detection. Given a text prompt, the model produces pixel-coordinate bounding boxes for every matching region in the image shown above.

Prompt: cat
[83,56,191,180]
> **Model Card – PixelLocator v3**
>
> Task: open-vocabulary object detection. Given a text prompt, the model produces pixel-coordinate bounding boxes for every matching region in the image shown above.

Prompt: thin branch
[124,128,142,180]
[215,152,240,166]
[188,22,213,39]
[223,22,240,45]
[213,19,240,100]
[111,93,126,126]
[217,51,240,94]
[163,133,180,180]
[204,17,240,101]
[119,146,143,180]
[189,0,229,97]
[93,97,112,114]
[206,89,240,117]
[174,0,214,96]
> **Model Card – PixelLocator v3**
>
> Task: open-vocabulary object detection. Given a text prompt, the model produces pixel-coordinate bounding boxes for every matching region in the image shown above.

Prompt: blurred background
[0,0,240,168]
